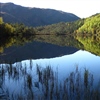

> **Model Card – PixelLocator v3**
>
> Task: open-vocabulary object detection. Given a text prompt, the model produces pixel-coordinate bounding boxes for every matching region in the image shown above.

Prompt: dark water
[0,41,78,63]
[0,35,100,99]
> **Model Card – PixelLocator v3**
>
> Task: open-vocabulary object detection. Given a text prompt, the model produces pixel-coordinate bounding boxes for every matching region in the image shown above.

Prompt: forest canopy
[0,17,35,37]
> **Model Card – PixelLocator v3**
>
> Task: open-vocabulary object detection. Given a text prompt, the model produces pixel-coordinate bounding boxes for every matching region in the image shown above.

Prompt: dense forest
[0,17,35,37]
[35,19,84,35]
[77,14,100,35]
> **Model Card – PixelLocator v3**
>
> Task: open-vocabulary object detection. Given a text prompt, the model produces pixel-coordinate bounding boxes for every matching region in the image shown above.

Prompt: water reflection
[0,50,100,99]
[0,34,100,64]
[0,41,78,64]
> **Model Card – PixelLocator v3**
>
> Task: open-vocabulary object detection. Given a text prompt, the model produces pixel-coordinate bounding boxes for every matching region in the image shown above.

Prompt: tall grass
[0,61,100,100]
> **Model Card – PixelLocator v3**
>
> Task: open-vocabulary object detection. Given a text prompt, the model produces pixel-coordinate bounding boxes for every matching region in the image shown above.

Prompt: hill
[76,13,100,35]
[1,13,100,37]
[35,13,100,36]
[0,2,80,27]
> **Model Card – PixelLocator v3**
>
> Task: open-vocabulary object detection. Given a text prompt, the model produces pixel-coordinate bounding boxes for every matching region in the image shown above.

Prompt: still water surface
[0,39,100,99]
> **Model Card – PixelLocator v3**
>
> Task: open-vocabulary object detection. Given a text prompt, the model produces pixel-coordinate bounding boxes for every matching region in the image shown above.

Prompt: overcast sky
[0,0,100,18]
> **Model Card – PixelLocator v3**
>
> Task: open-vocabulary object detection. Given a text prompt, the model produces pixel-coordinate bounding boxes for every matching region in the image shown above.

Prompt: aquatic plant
[0,62,100,100]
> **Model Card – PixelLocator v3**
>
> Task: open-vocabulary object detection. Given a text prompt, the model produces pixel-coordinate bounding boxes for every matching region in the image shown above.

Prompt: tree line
[1,13,100,37]
[0,17,36,37]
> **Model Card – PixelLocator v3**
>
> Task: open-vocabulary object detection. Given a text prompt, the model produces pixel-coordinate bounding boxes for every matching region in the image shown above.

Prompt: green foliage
[1,13,100,37]
[36,13,100,37]
[11,23,36,36]
[0,35,36,53]
[76,35,100,55]
[0,17,3,24]
[36,19,84,35]
[0,22,36,37]
[0,23,15,36]
[77,14,100,35]
[0,33,100,56]
[4,23,15,34]
[34,34,100,56]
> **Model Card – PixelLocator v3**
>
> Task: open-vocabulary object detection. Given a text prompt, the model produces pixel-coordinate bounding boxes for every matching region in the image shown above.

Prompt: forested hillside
[76,13,100,36]
[0,2,79,27]
[1,13,100,37]
[35,19,84,35]
[35,13,100,37]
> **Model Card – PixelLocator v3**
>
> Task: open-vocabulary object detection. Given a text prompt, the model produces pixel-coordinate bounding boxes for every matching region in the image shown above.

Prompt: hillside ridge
[0,2,80,27]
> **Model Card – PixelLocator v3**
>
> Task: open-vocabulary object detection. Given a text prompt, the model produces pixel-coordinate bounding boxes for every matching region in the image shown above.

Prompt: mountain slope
[0,2,80,27]
[35,13,100,35]
[77,13,100,35]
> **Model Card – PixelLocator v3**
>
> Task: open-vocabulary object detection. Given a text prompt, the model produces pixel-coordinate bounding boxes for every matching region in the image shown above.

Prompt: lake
[0,35,100,100]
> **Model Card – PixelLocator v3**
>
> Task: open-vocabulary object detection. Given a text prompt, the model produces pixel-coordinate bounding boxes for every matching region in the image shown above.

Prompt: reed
[0,62,100,100]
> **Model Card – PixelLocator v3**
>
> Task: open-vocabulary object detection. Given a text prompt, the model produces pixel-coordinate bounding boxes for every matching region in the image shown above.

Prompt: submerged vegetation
[0,62,100,100]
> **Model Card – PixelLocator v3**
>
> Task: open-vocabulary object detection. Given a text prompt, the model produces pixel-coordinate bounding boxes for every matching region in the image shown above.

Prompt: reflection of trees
[1,34,100,56]
[34,35,83,49]
[0,35,80,54]
[0,47,3,53]
[0,37,14,53]
[76,35,100,55]
[0,35,35,53]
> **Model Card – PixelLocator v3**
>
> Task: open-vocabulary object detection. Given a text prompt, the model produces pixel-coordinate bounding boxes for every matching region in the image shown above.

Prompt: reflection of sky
[22,50,100,83]
[1,50,100,97]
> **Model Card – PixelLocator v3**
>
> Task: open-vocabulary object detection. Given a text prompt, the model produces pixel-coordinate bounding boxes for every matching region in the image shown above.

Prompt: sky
[0,0,100,18]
